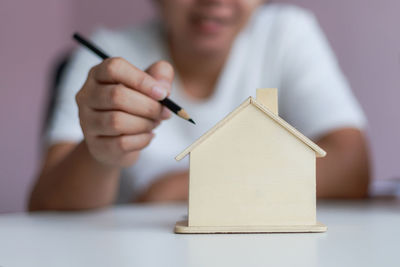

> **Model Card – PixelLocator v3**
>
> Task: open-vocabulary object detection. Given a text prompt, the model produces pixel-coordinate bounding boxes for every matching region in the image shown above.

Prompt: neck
[168,38,231,99]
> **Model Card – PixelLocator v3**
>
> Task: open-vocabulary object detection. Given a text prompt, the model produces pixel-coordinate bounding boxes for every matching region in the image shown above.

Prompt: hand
[135,170,189,203]
[76,58,174,167]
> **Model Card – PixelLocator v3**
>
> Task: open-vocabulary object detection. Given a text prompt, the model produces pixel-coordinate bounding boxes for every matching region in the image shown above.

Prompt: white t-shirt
[47,4,366,202]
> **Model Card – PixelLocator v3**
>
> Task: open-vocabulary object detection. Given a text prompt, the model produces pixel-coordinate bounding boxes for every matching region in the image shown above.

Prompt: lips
[190,13,231,34]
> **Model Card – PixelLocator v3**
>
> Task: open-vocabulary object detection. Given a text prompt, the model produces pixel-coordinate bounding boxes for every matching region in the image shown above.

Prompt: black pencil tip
[189,119,196,125]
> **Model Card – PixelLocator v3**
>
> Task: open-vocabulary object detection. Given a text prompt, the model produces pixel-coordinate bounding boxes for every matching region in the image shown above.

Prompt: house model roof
[176,97,326,161]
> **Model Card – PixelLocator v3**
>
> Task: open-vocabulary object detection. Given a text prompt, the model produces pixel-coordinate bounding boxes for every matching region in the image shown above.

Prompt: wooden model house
[174,89,327,233]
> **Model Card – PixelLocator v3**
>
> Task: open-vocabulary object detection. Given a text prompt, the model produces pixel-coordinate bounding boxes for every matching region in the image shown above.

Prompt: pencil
[73,32,195,125]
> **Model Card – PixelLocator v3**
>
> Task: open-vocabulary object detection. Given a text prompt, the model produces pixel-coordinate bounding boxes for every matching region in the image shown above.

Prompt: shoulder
[250,3,320,38]
[245,3,327,64]
[91,21,162,51]
[253,3,317,26]
[89,21,165,68]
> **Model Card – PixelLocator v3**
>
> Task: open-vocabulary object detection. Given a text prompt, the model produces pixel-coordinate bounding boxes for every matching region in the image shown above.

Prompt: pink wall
[0,0,72,213]
[0,0,399,213]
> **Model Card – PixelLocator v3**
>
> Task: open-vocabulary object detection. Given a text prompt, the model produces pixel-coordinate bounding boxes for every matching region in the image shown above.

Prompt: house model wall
[175,89,327,233]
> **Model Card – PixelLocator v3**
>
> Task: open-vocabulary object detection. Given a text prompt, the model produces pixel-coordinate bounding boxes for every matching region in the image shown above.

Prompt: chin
[189,34,234,57]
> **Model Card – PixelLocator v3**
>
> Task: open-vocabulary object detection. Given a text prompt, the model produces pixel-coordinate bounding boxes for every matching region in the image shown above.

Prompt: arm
[134,128,371,202]
[29,142,121,211]
[316,128,370,198]
[276,11,370,197]
[29,59,174,211]
[135,169,189,203]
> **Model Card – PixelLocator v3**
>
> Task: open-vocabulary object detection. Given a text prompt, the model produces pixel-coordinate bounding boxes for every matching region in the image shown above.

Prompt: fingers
[86,84,171,120]
[83,110,160,136]
[77,58,176,167]
[99,133,154,154]
[145,60,174,96]
[145,61,174,118]
[90,57,169,100]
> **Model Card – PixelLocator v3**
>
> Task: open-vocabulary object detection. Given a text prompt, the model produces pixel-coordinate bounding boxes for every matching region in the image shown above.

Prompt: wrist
[79,140,121,174]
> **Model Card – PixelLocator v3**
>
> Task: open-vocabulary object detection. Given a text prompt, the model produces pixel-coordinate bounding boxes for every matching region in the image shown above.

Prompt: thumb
[145,60,174,97]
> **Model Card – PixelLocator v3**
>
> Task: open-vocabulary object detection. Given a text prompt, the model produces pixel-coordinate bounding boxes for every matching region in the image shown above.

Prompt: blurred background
[0,0,399,213]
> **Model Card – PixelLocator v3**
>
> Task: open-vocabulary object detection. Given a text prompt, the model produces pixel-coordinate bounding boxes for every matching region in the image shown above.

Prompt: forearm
[29,141,121,211]
[316,129,370,198]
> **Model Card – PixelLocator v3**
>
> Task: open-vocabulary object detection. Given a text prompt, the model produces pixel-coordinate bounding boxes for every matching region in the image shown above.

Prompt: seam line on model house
[175,97,326,161]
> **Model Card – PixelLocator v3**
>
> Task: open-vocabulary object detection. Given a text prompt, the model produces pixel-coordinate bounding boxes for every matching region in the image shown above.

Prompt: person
[29,0,370,211]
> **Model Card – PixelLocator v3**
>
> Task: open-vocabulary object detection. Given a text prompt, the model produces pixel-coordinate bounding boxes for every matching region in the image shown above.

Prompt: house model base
[175,220,327,234]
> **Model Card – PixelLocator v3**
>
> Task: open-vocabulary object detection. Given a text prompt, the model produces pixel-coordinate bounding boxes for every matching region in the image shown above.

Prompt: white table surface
[0,199,399,267]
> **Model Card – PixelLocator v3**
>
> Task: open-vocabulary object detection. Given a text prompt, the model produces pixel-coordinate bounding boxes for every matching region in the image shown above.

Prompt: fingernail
[161,107,172,119]
[158,80,172,94]
[151,85,168,100]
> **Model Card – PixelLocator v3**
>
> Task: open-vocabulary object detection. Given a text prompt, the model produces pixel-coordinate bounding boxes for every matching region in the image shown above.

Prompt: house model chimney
[256,88,278,115]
